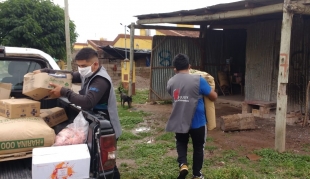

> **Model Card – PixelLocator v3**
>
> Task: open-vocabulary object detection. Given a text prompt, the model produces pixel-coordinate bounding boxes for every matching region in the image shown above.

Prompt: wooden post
[64,0,72,71]
[128,22,135,96]
[275,0,293,153]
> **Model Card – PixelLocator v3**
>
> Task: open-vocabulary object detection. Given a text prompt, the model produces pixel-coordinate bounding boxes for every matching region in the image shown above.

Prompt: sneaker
[192,174,204,179]
[177,164,188,179]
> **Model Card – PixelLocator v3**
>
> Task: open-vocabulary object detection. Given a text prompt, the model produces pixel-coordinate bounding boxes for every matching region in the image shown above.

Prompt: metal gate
[149,36,204,101]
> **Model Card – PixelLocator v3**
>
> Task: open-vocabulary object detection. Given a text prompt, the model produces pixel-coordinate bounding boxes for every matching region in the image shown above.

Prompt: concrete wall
[71,58,150,84]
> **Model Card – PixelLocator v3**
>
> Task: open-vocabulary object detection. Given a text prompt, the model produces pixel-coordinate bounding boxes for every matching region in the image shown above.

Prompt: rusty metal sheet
[149,36,204,101]
[286,17,310,113]
[245,17,310,113]
[245,20,281,102]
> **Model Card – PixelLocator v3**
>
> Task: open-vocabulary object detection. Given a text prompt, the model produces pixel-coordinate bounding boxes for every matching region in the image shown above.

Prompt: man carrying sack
[166,53,218,179]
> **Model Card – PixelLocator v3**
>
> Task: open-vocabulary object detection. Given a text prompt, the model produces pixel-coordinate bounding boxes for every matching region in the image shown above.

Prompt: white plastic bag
[53,111,89,146]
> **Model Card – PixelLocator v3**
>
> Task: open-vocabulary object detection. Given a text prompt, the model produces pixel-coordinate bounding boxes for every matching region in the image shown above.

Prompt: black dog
[118,87,132,108]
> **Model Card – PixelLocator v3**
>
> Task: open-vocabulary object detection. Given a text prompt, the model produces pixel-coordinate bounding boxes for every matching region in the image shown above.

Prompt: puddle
[135,127,150,132]
[147,138,154,144]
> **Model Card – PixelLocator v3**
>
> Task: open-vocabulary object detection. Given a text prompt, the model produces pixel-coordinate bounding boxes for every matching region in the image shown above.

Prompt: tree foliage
[0,0,78,60]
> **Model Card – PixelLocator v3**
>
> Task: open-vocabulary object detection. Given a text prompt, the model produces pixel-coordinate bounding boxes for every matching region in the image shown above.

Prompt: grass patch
[116,88,310,178]
[156,132,175,141]
[133,143,167,159]
[118,107,149,130]
[132,89,149,104]
[118,144,134,159]
[255,148,310,178]
[206,137,214,142]
[136,131,152,138]
[118,131,142,141]
[115,89,149,104]
[119,116,144,129]
[205,145,217,152]
[302,143,310,152]
[205,166,258,179]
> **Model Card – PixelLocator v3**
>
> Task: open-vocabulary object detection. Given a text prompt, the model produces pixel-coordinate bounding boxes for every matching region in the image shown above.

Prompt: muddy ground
[72,75,310,158]
[134,102,310,156]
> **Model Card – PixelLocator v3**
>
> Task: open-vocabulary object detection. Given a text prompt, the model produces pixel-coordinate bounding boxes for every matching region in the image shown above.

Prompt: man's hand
[208,90,218,102]
[33,70,41,74]
[49,83,62,98]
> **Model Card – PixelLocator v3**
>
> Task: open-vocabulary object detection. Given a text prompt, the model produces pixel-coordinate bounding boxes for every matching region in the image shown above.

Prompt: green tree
[0,0,78,60]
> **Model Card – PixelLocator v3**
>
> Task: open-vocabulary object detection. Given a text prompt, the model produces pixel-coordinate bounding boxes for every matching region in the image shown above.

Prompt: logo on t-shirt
[173,89,189,102]
[173,89,180,100]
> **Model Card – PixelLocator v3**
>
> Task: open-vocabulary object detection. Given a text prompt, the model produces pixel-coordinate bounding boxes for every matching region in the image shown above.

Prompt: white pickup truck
[0,46,116,179]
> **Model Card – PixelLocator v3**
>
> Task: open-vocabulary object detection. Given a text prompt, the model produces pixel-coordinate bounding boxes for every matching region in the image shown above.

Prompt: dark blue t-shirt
[191,77,212,129]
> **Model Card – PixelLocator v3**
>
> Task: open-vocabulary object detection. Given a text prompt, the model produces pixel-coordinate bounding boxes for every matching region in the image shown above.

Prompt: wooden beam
[245,2,256,8]
[136,3,284,24]
[128,24,200,31]
[209,24,248,29]
[136,1,310,25]
[275,0,293,153]
[289,1,310,15]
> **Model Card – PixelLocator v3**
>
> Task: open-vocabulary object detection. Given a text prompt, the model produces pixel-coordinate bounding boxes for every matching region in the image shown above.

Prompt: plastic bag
[53,111,89,146]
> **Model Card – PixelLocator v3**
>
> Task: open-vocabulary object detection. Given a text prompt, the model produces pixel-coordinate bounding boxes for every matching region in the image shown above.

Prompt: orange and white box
[32,144,90,179]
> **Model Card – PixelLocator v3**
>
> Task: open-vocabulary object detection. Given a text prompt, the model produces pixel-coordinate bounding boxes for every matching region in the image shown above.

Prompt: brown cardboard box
[0,83,12,99]
[40,107,68,127]
[0,98,40,119]
[22,72,72,100]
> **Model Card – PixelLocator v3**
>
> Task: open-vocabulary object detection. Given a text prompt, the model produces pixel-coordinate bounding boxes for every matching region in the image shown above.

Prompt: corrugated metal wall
[287,17,310,112]
[245,17,310,112]
[245,20,281,102]
[149,36,204,101]
[149,17,310,112]
[203,30,225,78]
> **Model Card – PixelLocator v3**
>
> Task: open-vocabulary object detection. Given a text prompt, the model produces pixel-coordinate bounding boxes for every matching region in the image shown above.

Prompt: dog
[118,87,132,108]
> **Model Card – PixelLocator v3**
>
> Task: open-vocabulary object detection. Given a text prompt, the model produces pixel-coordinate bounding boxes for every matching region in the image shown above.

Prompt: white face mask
[78,63,94,78]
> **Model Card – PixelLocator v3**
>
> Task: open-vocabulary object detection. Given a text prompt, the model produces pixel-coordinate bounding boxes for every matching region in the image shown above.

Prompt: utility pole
[64,0,72,71]
[125,25,127,59]
[120,23,128,59]
[128,22,135,96]
[275,0,293,152]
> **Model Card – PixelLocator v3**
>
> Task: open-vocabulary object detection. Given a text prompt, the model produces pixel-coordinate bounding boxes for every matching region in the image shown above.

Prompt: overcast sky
[52,0,237,42]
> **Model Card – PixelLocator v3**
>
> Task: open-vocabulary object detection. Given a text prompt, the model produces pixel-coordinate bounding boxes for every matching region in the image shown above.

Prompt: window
[0,60,43,90]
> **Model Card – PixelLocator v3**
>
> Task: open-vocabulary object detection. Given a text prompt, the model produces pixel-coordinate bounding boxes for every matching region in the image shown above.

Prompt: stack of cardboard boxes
[0,72,90,178]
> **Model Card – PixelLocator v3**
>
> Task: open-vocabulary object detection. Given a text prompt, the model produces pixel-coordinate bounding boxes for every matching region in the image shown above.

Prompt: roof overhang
[135,0,310,26]
[99,45,151,59]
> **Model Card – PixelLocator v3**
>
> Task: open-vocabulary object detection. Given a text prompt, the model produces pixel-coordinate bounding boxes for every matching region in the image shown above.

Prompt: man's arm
[60,76,110,109]
[167,79,172,96]
[38,68,81,83]
[200,77,218,101]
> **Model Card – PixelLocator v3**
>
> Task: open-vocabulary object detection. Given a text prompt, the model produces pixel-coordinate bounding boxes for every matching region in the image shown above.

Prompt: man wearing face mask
[33,47,122,179]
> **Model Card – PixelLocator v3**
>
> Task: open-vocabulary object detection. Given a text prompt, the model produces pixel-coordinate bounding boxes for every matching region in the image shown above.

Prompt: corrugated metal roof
[157,29,200,37]
[135,0,283,20]
[99,45,151,59]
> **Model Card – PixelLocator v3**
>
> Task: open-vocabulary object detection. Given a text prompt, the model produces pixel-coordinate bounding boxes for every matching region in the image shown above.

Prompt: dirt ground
[112,76,150,90]
[73,75,310,155]
[134,102,310,157]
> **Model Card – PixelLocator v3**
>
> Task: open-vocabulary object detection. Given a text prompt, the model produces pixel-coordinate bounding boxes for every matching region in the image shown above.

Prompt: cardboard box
[0,98,40,119]
[32,144,90,179]
[23,72,72,100]
[40,107,68,127]
[0,83,12,99]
